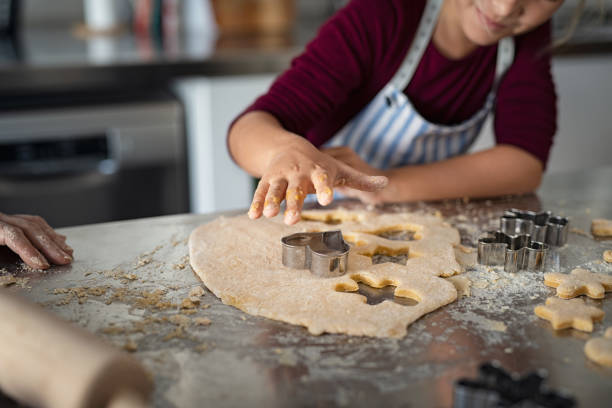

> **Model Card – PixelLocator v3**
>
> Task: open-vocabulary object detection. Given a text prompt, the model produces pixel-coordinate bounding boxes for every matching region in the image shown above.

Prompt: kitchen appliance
[0,95,188,227]
[0,0,19,36]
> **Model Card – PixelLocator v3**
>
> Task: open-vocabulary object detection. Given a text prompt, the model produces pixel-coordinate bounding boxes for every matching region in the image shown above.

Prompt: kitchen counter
[1,166,612,407]
[0,26,308,99]
[1,16,612,102]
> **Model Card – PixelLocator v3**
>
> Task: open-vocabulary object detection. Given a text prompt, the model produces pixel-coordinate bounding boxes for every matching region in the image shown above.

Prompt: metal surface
[1,167,612,407]
[281,230,349,278]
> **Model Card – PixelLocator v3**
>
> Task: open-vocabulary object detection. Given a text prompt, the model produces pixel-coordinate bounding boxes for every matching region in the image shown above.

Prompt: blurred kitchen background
[0,0,610,227]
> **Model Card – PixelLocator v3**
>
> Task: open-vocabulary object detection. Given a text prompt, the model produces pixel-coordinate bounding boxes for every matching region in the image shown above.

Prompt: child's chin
[465,26,507,47]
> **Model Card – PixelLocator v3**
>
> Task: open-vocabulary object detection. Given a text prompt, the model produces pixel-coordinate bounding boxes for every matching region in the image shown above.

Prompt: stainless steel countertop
[2,166,612,407]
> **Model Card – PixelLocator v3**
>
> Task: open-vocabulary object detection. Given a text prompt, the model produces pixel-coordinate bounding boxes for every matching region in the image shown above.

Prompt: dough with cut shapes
[604,250,612,263]
[188,209,460,338]
[591,218,612,238]
[585,327,612,366]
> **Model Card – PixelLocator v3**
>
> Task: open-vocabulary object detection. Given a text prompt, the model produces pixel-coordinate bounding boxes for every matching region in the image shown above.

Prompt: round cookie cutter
[281,231,350,278]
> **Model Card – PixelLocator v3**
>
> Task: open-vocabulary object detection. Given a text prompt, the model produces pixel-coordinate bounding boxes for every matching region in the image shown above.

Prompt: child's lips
[476,7,508,31]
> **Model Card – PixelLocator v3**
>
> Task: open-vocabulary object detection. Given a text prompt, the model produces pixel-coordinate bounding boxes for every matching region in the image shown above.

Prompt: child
[0,213,73,269]
[229,0,568,225]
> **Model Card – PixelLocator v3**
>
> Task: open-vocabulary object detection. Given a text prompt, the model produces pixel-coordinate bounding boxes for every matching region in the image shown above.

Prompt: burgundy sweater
[239,0,557,167]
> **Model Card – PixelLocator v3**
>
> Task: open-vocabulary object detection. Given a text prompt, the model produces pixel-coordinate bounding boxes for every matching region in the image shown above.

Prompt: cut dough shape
[534,297,604,332]
[604,250,612,263]
[592,218,612,238]
[189,209,460,338]
[585,327,612,367]
[446,275,472,298]
[544,268,612,299]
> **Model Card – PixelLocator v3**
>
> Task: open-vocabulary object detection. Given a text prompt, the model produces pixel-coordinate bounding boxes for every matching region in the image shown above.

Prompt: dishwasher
[0,95,188,227]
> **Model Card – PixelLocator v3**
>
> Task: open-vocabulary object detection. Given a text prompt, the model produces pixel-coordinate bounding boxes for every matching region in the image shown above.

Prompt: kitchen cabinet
[174,74,276,214]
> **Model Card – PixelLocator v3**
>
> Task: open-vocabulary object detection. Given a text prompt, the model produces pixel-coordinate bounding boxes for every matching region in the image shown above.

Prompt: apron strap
[493,37,515,90]
[390,0,443,91]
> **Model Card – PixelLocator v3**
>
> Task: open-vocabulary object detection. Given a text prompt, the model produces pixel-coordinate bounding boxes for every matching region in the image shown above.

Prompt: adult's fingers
[311,169,334,206]
[336,163,388,192]
[15,214,72,254]
[263,179,288,218]
[0,222,50,269]
[0,215,72,265]
[284,180,309,225]
[249,180,270,219]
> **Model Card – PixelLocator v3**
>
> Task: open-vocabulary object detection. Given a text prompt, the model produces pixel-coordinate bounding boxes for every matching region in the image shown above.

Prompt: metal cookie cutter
[500,208,569,246]
[281,230,350,278]
[477,231,549,273]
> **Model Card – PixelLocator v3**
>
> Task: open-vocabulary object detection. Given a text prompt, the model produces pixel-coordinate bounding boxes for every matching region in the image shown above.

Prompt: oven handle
[0,170,117,195]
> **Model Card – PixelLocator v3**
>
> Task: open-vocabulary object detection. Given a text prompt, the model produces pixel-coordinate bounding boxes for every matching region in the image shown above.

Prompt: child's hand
[0,213,73,269]
[323,146,390,205]
[248,139,388,225]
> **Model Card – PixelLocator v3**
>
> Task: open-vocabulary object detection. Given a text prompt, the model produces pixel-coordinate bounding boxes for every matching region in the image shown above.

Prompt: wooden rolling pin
[0,290,153,408]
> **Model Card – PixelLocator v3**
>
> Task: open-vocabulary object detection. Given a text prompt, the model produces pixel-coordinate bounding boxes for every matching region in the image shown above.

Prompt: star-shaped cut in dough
[544,268,612,299]
[585,327,612,367]
[534,297,604,332]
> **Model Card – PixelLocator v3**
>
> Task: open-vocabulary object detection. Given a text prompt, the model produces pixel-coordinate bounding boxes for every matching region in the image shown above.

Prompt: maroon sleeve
[494,21,557,169]
[233,0,385,136]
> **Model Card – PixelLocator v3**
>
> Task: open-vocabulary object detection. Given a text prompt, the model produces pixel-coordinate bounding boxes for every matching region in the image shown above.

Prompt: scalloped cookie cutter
[500,208,569,247]
[281,231,350,278]
[477,231,549,273]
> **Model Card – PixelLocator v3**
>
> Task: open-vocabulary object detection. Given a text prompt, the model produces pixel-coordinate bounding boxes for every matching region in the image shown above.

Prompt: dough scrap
[591,218,612,238]
[534,297,604,332]
[544,268,612,299]
[604,250,612,263]
[446,275,472,298]
[585,327,612,367]
[188,209,460,338]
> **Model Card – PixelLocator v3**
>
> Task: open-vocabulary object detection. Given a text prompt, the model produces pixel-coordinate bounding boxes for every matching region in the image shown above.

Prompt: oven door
[0,98,188,227]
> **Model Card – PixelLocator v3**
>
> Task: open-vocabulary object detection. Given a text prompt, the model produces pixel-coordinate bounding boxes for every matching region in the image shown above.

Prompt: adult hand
[248,138,388,225]
[323,146,391,205]
[0,213,73,270]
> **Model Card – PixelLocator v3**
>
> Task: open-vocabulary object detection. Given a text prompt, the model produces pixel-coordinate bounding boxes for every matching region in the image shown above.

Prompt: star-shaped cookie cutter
[477,231,549,272]
[281,231,350,278]
[500,208,569,247]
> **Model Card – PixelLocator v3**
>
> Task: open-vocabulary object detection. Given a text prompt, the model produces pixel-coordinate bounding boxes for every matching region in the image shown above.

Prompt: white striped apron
[323,0,515,170]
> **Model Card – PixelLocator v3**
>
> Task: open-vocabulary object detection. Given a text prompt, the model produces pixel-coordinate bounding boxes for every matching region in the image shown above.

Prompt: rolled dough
[188,209,460,338]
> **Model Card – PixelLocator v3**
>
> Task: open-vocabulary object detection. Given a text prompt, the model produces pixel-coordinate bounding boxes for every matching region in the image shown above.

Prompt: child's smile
[458,0,564,46]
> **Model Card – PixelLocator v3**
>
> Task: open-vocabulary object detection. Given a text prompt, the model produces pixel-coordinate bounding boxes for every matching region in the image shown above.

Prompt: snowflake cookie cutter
[500,208,569,247]
[281,231,350,278]
[477,231,549,273]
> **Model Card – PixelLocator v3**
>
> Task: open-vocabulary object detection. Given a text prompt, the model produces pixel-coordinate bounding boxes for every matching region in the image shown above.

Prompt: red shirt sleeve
[494,21,557,169]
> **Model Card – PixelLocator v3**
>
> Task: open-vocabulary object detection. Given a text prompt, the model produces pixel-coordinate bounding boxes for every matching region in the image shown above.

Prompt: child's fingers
[284,181,308,225]
[249,180,270,219]
[263,179,288,218]
[336,164,388,192]
[0,222,50,269]
[311,169,334,206]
